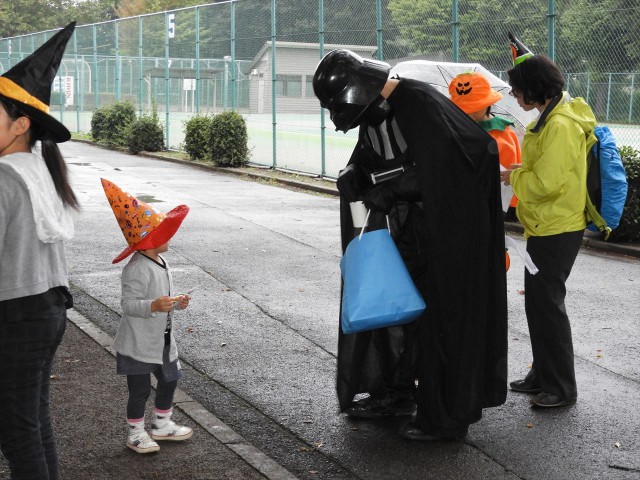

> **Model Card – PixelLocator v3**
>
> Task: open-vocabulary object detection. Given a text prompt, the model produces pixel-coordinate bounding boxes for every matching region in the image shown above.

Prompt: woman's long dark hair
[1,96,79,209]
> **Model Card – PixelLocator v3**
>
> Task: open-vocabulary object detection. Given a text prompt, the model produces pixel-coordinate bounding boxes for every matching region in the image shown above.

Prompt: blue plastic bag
[340,228,426,334]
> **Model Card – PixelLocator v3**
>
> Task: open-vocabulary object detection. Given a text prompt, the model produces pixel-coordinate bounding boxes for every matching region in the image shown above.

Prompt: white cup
[349,201,368,228]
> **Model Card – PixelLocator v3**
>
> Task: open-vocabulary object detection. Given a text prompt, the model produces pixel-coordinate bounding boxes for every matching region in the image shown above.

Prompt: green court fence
[1,0,638,178]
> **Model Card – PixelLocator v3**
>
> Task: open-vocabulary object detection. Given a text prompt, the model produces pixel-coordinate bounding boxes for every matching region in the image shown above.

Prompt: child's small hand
[501,163,521,186]
[151,296,180,313]
[175,294,190,310]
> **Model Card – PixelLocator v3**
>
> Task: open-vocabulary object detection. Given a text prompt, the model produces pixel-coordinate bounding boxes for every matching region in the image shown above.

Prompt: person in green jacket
[500,33,597,408]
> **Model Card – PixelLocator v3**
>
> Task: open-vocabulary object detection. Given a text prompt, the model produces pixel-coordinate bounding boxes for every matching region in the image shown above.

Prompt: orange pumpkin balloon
[505,249,511,272]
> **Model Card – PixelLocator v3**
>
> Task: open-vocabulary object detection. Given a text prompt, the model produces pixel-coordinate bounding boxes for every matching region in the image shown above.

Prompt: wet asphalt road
[62,141,639,480]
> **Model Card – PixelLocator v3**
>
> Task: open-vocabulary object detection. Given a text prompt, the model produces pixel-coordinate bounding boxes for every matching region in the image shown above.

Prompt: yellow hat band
[0,77,50,114]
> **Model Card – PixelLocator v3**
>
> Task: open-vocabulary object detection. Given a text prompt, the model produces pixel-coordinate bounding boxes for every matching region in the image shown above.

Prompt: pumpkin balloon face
[456,81,472,96]
[505,249,511,272]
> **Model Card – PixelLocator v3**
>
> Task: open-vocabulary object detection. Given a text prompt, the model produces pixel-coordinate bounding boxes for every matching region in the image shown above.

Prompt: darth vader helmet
[312,49,391,132]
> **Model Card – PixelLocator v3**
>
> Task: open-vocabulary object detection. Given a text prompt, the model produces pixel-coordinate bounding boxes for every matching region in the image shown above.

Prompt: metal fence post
[629,73,635,123]
[138,16,143,116]
[57,39,64,127]
[376,0,383,61]
[547,0,556,61]
[164,12,171,149]
[231,1,236,111]
[452,0,459,62]
[271,0,277,168]
[92,25,98,111]
[319,0,325,177]
[195,6,201,114]
[115,20,121,100]
[606,72,612,122]
[224,57,229,110]
[74,30,79,133]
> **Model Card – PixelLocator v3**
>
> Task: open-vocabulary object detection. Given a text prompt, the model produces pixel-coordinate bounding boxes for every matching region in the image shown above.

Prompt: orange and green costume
[479,116,521,208]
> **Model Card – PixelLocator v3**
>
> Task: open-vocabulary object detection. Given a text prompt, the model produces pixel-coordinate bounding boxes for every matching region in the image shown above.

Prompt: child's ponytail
[39,135,79,210]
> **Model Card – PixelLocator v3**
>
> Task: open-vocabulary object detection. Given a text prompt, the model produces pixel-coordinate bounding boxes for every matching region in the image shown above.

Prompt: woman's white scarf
[0,151,74,243]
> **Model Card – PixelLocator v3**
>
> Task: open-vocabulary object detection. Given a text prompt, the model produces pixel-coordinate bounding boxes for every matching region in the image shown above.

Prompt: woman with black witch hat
[501,33,597,408]
[0,22,78,479]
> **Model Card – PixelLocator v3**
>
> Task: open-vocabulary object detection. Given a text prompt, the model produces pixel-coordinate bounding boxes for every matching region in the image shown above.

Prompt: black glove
[387,167,421,202]
[336,164,361,203]
[363,184,395,214]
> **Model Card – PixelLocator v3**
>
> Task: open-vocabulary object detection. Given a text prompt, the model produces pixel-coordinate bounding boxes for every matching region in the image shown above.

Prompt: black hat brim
[1,96,71,143]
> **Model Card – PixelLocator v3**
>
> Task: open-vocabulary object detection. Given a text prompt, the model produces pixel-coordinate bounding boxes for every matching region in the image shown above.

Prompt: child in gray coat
[102,178,193,454]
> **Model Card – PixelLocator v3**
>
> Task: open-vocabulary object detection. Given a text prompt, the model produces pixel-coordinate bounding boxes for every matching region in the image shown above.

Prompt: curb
[72,140,640,260]
[67,309,300,480]
[138,151,340,197]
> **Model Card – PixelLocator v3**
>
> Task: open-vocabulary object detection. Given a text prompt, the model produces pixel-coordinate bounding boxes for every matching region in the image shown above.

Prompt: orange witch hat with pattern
[101,178,189,264]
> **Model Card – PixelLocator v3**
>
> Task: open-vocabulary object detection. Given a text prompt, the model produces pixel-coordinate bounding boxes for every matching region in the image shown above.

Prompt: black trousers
[524,230,583,401]
[126,373,177,420]
[0,303,67,480]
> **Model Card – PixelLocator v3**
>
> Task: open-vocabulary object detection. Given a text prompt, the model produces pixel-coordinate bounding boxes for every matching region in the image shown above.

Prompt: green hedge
[209,111,249,167]
[183,115,213,161]
[182,111,249,167]
[90,101,165,154]
[126,109,164,154]
[90,101,136,147]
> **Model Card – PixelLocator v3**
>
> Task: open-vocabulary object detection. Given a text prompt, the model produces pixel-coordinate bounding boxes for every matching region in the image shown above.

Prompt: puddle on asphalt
[137,195,163,203]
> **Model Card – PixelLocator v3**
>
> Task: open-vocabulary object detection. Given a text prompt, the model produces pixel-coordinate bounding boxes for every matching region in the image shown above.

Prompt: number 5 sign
[167,14,175,39]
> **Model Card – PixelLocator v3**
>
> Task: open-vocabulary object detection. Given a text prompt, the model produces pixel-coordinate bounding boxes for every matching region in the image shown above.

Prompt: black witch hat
[508,32,534,66]
[0,21,76,143]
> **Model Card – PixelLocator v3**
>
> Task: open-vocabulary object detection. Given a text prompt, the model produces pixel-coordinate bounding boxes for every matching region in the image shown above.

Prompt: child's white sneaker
[127,429,160,454]
[151,410,193,441]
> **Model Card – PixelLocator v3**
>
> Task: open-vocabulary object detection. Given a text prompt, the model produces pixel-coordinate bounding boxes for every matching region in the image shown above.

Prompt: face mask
[360,96,392,126]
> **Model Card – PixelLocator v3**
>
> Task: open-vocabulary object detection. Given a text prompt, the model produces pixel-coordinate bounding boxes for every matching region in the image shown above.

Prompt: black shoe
[399,420,468,442]
[346,396,416,418]
[530,392,576,408]
[509,378,542,394]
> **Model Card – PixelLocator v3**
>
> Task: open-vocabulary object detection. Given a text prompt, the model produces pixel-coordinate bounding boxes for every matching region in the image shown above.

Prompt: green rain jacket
[511,92,597,238]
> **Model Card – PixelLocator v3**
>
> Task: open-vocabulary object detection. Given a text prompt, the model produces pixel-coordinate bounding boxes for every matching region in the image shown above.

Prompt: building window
[276,75,302,97]
[305,77,314,98]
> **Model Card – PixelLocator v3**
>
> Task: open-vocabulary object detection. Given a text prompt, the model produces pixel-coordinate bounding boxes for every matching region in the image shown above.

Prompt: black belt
[370,162,415,185]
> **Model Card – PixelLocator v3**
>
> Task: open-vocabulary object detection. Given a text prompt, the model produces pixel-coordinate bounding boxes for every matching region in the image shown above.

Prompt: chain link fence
[1,0,638,178]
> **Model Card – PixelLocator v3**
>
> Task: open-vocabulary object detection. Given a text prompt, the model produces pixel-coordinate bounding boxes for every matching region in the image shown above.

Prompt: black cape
[337,78,508,432]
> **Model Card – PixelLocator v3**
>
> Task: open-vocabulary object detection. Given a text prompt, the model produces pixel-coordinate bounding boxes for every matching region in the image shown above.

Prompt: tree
[387,0,545,69]
[0,0,115,38]
[387,0,452,59]
[72,0,116,25]
[116,0,196,18]
[558,0,638,73]
[386,0,638,73]
[1,0,65,37]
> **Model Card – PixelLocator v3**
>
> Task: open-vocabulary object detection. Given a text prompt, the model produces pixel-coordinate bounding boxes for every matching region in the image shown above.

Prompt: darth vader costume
[314,50,508,437]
